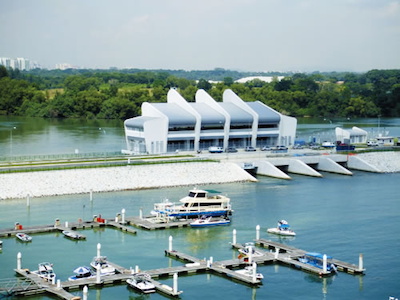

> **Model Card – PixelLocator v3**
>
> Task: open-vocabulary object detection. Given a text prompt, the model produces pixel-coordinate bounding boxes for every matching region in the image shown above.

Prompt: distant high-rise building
[0,56,40,70]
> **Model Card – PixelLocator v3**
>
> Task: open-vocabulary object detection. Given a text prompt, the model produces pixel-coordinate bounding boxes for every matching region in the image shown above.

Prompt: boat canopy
[304,252,332,260]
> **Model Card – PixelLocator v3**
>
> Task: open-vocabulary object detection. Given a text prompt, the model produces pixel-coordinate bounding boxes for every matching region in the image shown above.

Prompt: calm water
[0,117,399,299]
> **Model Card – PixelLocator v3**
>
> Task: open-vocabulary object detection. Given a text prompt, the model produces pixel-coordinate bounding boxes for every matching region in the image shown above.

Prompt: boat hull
[190,220,230,227]
[267,228,296,236]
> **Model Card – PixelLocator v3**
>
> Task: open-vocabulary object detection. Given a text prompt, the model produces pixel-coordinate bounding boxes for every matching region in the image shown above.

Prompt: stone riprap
[0,162,257,200]
[357,151,400,173]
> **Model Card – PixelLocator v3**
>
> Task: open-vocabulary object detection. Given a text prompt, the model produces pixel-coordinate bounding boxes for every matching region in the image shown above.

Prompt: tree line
[0,66,399,120]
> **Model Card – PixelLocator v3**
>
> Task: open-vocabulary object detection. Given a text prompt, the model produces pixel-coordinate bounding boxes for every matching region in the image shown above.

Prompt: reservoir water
[0,116,399,299]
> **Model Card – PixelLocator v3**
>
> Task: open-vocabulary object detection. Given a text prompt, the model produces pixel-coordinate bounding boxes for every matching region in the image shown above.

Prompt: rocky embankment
[357,151,400,173]
[0,162,257,200]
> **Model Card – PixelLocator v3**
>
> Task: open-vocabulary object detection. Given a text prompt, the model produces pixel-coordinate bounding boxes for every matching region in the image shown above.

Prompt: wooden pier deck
[127,216,191,230]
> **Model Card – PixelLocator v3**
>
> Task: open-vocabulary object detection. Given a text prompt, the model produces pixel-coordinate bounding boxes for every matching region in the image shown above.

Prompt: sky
[1,0,400,72]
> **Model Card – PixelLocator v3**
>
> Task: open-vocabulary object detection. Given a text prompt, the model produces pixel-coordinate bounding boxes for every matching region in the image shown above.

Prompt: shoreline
[0,162,257,200]
[0,152,399,201]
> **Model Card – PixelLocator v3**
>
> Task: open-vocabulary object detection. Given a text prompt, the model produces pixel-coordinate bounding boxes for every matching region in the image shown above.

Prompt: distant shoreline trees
[0,65,399,119]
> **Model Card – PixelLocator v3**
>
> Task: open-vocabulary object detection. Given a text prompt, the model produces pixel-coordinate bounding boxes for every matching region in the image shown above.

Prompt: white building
[335,126,368,144]
[123,89,297,155]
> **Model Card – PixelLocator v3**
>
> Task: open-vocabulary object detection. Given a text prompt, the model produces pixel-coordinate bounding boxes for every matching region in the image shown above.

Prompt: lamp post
[10,126,16,157]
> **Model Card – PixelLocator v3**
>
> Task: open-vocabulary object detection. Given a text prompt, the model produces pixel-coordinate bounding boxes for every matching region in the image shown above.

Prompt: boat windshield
[188,191,207,198]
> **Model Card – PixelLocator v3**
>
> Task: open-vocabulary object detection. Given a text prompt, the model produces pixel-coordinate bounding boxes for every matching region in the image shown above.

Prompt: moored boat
[126,273,156,293]
[152,188,232,219]
[235,265,264,280]
[90,256,116,276]
[68,266,95,281]
[32,262,56,281]
[297,252,337,273]
[190,215,230,227]
[267,220,296,236]
[237,242,264,260]
[16,232,32,242]
[62,230,86,240]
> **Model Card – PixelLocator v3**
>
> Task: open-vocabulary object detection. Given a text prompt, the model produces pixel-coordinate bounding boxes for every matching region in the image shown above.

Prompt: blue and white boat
[152,188,232,219]
[298,252,336,272]
[190,215,230,227]
[68,266,95,281]
[267,220,296,236]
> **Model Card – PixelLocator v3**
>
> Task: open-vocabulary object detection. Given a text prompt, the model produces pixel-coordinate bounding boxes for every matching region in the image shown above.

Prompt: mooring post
[252,262,257,282]
[83,285,88,300]
[135,265,139,273]
[139,208,143,219]
[26,194,30,207]
[173,273,178,294]
[207,259,211,268]
[96,264,101,284]
[169,235,173,251]
[56,279,61,289]
[323,254,327,273]
[359,253,363,270]
[232,229,237,245]
[256,225,260,240]
[121,208,126,224]
[90,189,93,201]
[52,275,56,285]
[275,247,280,259]
[209,256,213,266]
[17,252,21,270]
[97,243,101,258]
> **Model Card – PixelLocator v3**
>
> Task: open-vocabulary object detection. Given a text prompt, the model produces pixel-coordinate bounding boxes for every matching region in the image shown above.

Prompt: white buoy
[275,247,280,259]
[96,264,101,284]
[121,208,126,224]
[169,236,173,251]
[139,208,143,219]
[17,252,21,270]
[97,243,101,258]
[65,221,68,228]
[26,194,30,207]
[256,225,260,240]
[173,273,178,294]
[232,229,237,245]
[323,254,327,273]
[359,253,363,270]
[252,262,257,282]
[83,285,88,300]
[90,189,93,201]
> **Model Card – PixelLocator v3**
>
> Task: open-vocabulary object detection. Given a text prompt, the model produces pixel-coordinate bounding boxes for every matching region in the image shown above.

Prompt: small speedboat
[68,266,95,281]
[190,215,230,227]
[16,232,32,242]
[32,262,56,281]
[267,220,296,236]
[127,273,156,293]
[238,242,264,259]
[235,266,264,280]
[90,256,116,276]
[297,252,337,273]
[62,230,85,240]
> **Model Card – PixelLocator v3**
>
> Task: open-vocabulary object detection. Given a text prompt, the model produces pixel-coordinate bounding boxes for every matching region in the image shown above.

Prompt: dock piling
[96,264,101,284]
[83,286,88,300]
[26,194,30,207]
[256,225,260,240]
[232,229,237,245]
[121,208,126,224]
[248,245,253,264]
[90,189,93,201]
[17,252,21,270]
[139,208,143,219]
[252,262,257,283]
[57,279,61,289]
[65,221,68,228]
[274,248,279,259]
[323,254,327,273]
[173,273,178,294]
[359,253,363,270]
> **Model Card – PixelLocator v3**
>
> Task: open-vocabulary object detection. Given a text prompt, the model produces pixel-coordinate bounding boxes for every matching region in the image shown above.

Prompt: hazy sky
[1,0,400,72]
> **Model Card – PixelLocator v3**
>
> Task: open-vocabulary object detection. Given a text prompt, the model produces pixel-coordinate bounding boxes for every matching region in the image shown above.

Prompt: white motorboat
[62,230,86,240]
[68,266,95,281]
[321,141,335,148]
[152,188,232,219]
[267,220,296,236]
[297,252,337,273]
[90,256,116,276]
[238,242,264,260]
[235,266,264,280]
[127,273,156,293]
[32,262,56,281]
[16,232,32,242]
[190,215,230,227]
